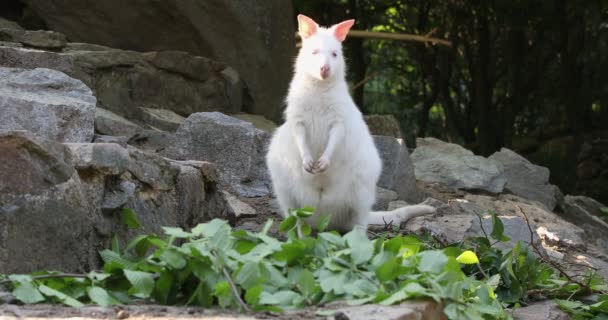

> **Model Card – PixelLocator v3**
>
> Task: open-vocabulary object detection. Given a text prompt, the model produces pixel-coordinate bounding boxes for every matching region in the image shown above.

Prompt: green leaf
[298,269,316,297]
[418,250,448,274]
[279,216,297,232]
[87,271,111,282]
[191,219,231,238]
[456,250,480,264]
[376,256,401,282]
[383,236,403,253]
[295,207,315,218]
[123,270,155,298]
[121,208,141,229]
[261,219,274,234]
[379,289,407,305]
[153,272,175,305]
[38,285,84,307]
[235,261,261,289]
[12,281,45,304]
[87,286,119,306]
[162,227,191,238]
[245,284,264,305]
[99,250,137,271]
[214,281,233,309]
[259,290,300,306]
[345,228,374,265]
[315,215,330,232]
[301,223,312,236]
[159,249,187,269]
[111,235,120,253]
[555,299,586,312]
[489,211,510,242]
[319,232,345,246]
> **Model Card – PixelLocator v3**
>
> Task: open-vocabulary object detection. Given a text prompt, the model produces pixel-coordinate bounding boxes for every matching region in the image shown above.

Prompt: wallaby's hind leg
[272,182,299,218]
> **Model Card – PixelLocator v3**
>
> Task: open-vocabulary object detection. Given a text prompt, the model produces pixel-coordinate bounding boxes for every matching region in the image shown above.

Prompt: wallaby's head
[295,14,355,82]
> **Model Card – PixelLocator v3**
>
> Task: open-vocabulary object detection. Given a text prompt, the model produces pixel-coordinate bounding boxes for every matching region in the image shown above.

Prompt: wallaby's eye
[312,49,320,55]
[332,51,338,57]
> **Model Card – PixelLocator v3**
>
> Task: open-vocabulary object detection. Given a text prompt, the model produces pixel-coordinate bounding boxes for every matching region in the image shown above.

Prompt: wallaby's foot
[303,155,315,173]
[313,155,331,173]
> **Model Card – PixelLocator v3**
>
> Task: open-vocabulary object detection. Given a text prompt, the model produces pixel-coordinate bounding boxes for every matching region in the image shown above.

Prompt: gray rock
[0,131,94,273]
[396,196,545,250]
[166,112,271,197]
[0,18,23,30]
[489,148,559,210]
[127,130,173,153]
[374,136,420,203]
[0,67,95,142]
[365,114,403,139]
[512,300,569,320]
[232,113,278,133]
[561,195,608,249]
[222,191,257,217]
[0,46,240,120]
[465,194,586,249]
[411,138,506,193]
[95,107,142,137]
[0,133,230,273]
[93,134,128,147]
[0,46,74,71]
[373,187,399,211]
[69,49,239,118]
[326,300,444,320]
[22,0,296,120]
[139,107,185,132]
[0,29,67,49]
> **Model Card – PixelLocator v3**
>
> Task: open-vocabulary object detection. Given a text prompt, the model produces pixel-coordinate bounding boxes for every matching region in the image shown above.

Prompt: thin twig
[476,212,489,240]
[516,205,591,292]
[347,30,452,47]
[351,72,378,91]
[475,263,490,280]
[220,265,251,313]
[295,29,452,48]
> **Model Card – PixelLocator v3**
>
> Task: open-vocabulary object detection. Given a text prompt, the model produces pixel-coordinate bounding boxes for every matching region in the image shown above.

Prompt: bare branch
[296,30,452,48]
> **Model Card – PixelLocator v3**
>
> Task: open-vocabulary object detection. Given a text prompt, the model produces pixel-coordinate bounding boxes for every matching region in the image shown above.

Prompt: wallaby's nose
[320,64,330,79]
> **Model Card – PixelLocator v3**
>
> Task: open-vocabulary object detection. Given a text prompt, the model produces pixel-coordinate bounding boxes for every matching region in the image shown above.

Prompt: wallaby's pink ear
[332,19,355,42]
[297,14,318,39]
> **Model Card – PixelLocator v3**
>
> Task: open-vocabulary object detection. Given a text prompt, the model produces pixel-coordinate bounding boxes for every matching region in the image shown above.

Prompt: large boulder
[0,67,95,142]
[0,45,240,121]
[94,107,142,137]
[374,136,420,202]
[489,148,560,210]
[0,130,230,273]
[465,194,586,248]
[561,195,608,248]
[411,138,506,193]
[20,0,296,120]
[165,112,271,198]
[0,28,66,49]
[0,131,95,273]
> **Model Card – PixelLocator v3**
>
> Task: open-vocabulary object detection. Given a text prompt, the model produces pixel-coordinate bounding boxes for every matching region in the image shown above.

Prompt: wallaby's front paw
[303,155,315,173]
[314,155,331,173]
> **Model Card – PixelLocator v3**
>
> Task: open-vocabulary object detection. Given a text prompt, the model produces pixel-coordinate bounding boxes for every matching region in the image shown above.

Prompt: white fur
[266,18,435,233]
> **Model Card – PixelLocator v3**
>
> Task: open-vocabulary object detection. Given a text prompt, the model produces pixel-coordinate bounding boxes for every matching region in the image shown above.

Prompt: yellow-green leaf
[456,250,480,264]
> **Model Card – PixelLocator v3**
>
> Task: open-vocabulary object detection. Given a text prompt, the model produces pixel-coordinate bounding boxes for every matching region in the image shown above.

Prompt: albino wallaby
[266,14,435,233]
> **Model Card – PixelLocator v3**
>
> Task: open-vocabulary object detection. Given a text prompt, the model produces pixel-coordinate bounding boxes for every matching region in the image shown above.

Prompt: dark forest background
[294,0,608,203]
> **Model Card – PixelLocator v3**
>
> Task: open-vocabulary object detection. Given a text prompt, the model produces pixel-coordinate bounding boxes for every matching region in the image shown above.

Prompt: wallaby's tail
[369,205,436,226]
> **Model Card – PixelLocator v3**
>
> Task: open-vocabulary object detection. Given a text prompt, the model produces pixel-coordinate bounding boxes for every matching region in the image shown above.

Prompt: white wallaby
[266,14,435,233]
